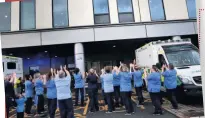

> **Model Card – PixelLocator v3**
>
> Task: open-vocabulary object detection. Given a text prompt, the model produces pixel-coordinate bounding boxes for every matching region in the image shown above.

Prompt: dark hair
[156,63,161,70]
[105,66,111,73]
[25,75,30,80]
[169,63,174,70]
[74,68,80,74]
[152,65,159,72]
[47,72,53,80]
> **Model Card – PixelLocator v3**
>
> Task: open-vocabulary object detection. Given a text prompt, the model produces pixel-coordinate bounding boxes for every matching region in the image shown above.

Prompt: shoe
[89,111,94,113]
[132,112,135,114]
[125,113,131,115]
[153,112,163,116]
[136,104,141,108]
[106,111,112,113]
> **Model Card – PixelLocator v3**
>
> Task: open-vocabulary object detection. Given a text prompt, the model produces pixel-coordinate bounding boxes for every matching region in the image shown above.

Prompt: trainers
[106,111,112,114]
[89,111,94,113]
[153,112,163,116]
[125,113,131,115]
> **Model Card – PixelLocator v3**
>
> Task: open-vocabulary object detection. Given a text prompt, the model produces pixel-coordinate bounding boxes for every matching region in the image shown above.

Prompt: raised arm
[63,65,71,78]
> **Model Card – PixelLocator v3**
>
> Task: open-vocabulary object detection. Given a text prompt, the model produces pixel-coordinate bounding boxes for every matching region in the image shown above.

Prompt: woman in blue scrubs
[162,63,178,109]
[146,65,163,115]
[73,68,85,106]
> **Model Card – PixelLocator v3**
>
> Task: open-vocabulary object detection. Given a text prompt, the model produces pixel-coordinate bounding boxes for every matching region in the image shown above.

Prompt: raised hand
[60,65,63,70]
[63,65,67,70]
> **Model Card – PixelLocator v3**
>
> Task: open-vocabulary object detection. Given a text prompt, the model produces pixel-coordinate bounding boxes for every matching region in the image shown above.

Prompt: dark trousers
[88,88,99,112]
[121,92,133,113]
[135,87,144,105]
[6,97,12,118]
[25,97,33,114]
[150,92,162,113]
[105,92,115,112]
[58,98,74,118]
[37,95,45,114]
[114,86,122,107]
[102,90,107,105]
[167,88,178,109]
[75,88,84,106]
[17,112,24,118]
[47,98,57,118]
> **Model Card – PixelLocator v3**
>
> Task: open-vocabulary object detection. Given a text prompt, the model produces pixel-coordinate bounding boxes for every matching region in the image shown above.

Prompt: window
[186,0,196,19]
[93,0,110,24]
[20,0,35,30]
[53,0,69,27]
[117,0,134,23]
[149,0,165,21]
[7,62,16,69]
[0,3,11,32]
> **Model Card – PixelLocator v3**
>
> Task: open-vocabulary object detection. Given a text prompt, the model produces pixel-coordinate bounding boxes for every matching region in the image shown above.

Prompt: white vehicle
[135,36,201,96]
[2,56,23,79]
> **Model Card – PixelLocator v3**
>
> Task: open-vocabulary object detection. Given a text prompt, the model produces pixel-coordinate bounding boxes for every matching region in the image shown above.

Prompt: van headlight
[180,76,193,84]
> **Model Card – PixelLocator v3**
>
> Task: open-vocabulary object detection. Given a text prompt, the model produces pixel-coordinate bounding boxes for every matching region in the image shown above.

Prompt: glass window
[186,0,196,19]
[117,0,133,13]
[53,0,69,27]
[20,0,35,30]
[7,62,16,69]
[0,3,11,32]
[117,0,134,23]
[93,0,109,14]
[149,0,165,21]
[93,0,110,24]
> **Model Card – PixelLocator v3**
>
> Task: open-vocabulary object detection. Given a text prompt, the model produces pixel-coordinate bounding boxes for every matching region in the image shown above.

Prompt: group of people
[5,61,179,118]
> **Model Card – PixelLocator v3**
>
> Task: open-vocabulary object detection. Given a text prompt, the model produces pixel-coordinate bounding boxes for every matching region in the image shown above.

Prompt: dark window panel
[93,0,109,14]
[186,0,196,19]
[149,0,165,21]
[94,14,110,24]
[0,2,11,32]
[53,0,69,27]
[119,13,134,23]
[20,0,35,30]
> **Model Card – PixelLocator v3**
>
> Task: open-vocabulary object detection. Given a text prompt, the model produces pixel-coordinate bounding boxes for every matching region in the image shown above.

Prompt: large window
[53,0,69,27]
[117,0,134,23]
[149,0,165,21]
[93,0,110,24]
[186,0,196,19]
[20,0,35,30]
[0,3,11,32]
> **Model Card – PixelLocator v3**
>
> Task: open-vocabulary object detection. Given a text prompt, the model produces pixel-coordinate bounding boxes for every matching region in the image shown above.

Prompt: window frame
[148,0,166,21]
[19,0,36,30]
[52,0,69,28]
[116,0,135,23]
[0,2,11,32]
[92,0,111,24]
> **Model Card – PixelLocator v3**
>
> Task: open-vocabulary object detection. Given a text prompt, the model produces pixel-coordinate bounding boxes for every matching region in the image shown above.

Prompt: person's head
[134,65,140,70]
[47,72,53,80]
[151,65,158,72]
[74,68,80,74]
[25,75,30,81]
[104,66,112,73]
[4,75,9,81]
[121,64,129,72]
[59,70,66,78]
[168,63,174,70]
[89,68,95,74]
[156,63,161,70]
[34,72,41,79]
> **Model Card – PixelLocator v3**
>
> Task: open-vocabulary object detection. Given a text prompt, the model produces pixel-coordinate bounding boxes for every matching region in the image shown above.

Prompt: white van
[2,56,23,79]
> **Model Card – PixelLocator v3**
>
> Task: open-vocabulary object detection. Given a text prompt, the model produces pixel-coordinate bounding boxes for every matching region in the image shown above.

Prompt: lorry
[135,36,201,99]
[2,55,23,79]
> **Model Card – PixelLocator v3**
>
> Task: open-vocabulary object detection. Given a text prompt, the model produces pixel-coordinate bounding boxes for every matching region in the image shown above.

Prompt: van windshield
[162,44,200,67]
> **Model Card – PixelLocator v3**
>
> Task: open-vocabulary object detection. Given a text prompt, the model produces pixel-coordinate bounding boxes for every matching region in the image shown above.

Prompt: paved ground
[8,90,204,118]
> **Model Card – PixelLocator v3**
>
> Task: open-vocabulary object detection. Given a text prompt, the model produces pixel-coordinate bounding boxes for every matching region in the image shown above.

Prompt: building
[0,0,198,74]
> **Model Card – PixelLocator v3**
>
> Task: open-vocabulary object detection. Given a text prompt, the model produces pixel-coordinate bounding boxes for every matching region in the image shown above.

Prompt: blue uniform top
[147,72,161,93]
[131,70,144,87]
[35,79,44,95]
[73,73,84,88]
[46,79,57,99]
[55,76,72,100]
[119,72,132,92]
[16,97,27,112]
[102,73,114,93]
[25,80,33,98]
[100,75,104,90]
[113,72,120,86]
[162,69,177,89]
